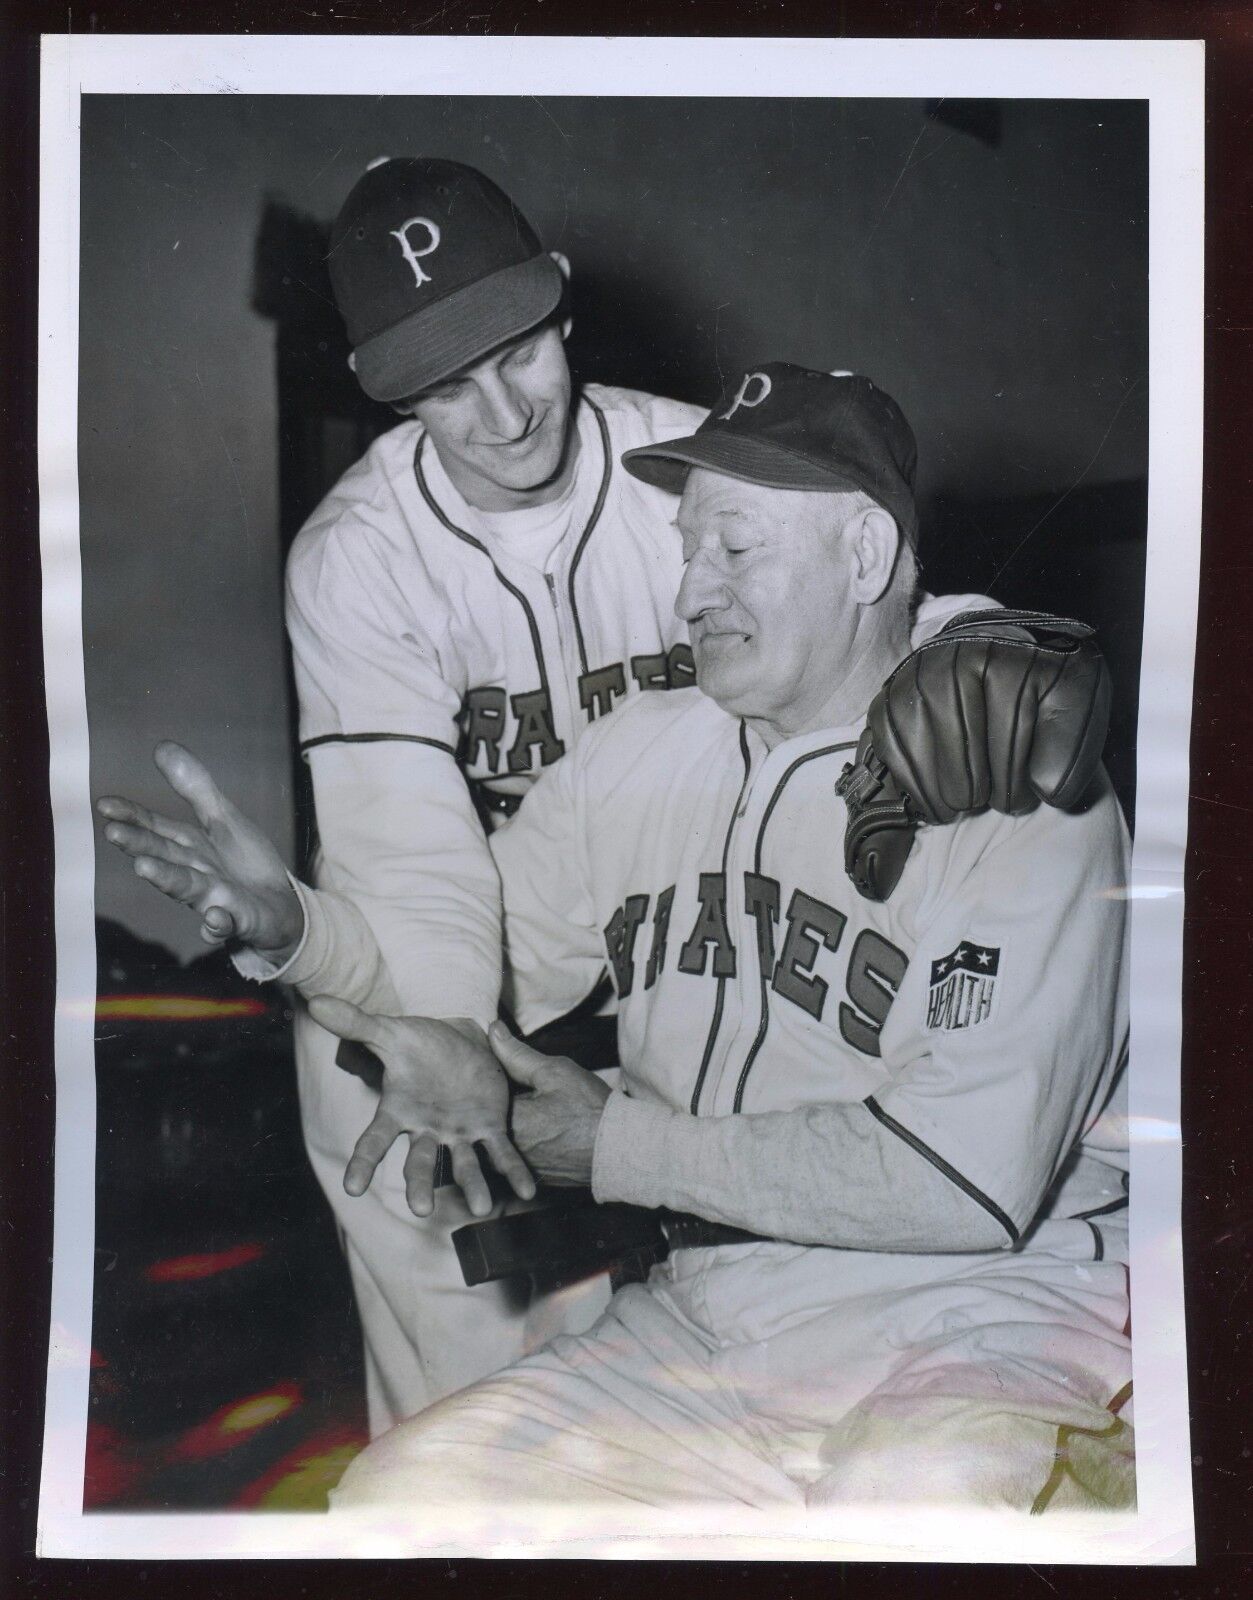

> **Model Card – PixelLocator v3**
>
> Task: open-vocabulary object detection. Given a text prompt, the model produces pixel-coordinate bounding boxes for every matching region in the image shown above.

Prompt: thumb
[154,741,236,831]
[488,1020,547,1087]
[308,994,387,1050]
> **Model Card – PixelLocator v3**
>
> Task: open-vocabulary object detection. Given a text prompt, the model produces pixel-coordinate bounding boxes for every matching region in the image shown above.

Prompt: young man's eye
[507,340,540,368]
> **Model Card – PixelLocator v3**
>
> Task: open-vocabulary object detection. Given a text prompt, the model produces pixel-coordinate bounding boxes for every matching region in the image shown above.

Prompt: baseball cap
[622,362,919,543]
[328,157,565,403]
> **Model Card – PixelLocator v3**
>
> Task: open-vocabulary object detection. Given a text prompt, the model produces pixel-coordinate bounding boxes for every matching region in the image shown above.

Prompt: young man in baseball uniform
[99,158,1101,1438]
[299,365,1133,1518]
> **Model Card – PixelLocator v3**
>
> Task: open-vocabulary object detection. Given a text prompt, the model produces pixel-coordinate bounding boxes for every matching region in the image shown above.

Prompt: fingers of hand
[154,741,233,832]
[487,1021,545,1087]
[102,819,216,875]
[98,797,211,856]
[200,905,238,945]
[307,994,386,1049]
[449,1141,493,1218]
[401,1133,440,1217]
[482,1133,536,1202]
[344,1109,403,1197]
[130,853,213,910]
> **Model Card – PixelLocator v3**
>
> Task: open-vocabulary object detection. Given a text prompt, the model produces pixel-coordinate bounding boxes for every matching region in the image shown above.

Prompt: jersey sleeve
[491,742,607,1035]
[301,741,501,1027]
[867,783,1130,1240]
[287,499,464,751]
[286,510,502,1026]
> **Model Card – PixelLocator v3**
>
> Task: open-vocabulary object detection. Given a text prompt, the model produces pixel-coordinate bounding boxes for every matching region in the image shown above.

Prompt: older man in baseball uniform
[306,364,1132,1518]
[98,156,1094,1439]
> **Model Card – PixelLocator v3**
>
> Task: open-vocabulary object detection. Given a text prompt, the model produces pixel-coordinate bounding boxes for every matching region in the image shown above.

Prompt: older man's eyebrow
[675,505,756,536]
[689,506,753,525]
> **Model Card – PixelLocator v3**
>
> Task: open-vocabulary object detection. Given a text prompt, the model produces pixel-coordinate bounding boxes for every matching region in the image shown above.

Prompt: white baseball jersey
[494,683,1130,1257]
[332,683,1134,1518]
[269,382,700,1429]
[285,384,704,1026]
[283,382,993,1028]
[265,380,1000,1431]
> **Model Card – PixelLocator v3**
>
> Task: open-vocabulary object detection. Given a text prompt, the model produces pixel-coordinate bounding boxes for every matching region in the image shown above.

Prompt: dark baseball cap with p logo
[328,157,565,403]
[622,362,920,544]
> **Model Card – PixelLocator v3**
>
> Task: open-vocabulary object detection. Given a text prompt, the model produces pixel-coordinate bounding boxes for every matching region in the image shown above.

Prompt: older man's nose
[675,550,726,622]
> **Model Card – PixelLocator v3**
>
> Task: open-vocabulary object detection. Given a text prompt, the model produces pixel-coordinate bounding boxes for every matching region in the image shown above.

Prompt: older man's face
[674,469,862,737]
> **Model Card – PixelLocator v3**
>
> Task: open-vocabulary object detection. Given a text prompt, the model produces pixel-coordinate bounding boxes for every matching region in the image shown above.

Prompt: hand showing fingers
[345,1104,406,1199]
[101,817,216,876]
[201,905,238,945]
[97,742,303,957]
[308,1004,536,1217]
[450,1141,494,1218]
[487,1024,556,1090]
[154,741,237,830]
[479,1131,537,1204]
[401,1134,441,1218]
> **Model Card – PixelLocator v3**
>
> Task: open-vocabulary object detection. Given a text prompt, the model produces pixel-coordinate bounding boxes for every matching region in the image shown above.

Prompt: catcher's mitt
[835,609,1113,902]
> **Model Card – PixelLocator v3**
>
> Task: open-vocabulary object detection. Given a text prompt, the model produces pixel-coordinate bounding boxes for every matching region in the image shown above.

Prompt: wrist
[252,893,305,965]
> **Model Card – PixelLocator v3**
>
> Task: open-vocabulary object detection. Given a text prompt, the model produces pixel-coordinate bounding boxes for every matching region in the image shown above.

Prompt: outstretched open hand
[97,742,303,958]
[307,997,538,1220]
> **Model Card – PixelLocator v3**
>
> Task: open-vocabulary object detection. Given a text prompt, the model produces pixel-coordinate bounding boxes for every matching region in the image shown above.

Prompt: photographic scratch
[307,144,346,191]
[531,97,571,141]
[136,128,203,172]
[712,303,730,389]
[985,376,1145,589]
[285,270,337,311]
[1190,793,1253,816]
[193,371,251,543]
[856,119,932,261]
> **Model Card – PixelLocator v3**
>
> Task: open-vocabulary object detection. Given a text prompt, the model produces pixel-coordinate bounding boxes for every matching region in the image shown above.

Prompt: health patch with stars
[926,941,1001,1032]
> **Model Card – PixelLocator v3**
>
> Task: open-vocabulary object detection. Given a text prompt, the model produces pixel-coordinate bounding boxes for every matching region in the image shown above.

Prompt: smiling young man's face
[407,320,575,513]
[674,468,869,742]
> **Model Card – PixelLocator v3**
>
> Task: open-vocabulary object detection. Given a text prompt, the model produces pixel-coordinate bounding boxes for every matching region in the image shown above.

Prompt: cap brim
[621,433,867,497]
[353,254,564,403]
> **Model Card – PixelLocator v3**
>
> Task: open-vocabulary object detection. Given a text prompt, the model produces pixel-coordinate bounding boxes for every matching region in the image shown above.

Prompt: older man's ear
[846,504,902,606]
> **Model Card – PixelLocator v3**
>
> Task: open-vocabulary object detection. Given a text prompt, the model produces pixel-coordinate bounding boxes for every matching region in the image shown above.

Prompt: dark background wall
[80,94,1148,958]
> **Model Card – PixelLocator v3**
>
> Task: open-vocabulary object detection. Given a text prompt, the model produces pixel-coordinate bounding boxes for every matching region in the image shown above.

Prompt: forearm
[591,1093,1011,1253]
[308,742,503,1026]
[492,758,610,1035]
[234,876,403,1013]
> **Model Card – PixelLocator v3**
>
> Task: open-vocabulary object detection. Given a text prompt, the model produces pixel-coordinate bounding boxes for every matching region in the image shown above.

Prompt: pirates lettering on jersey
[743,872,781,972]
[842,929,910,1055]
[463,647,698,774]
[582,644,697,713]
[457,685,565,776]
[507,690,565,774]
[772,889,848,1020]
[644,886,675,991]
[580,664,627,721]
[461,687,508,769]
[605,874,909,1056]
[926,941,1000,1032]
[604,895,649,1000]
[677,873,737,978]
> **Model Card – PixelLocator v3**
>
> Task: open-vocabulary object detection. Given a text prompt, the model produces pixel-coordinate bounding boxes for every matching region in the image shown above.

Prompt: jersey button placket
[702,750,765,1117]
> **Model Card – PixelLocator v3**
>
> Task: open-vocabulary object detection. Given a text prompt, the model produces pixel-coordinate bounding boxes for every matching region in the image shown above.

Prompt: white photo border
[37,32,1202,1562]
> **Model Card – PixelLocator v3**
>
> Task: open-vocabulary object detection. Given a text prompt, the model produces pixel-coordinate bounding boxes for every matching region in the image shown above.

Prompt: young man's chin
[500,435,573,495]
